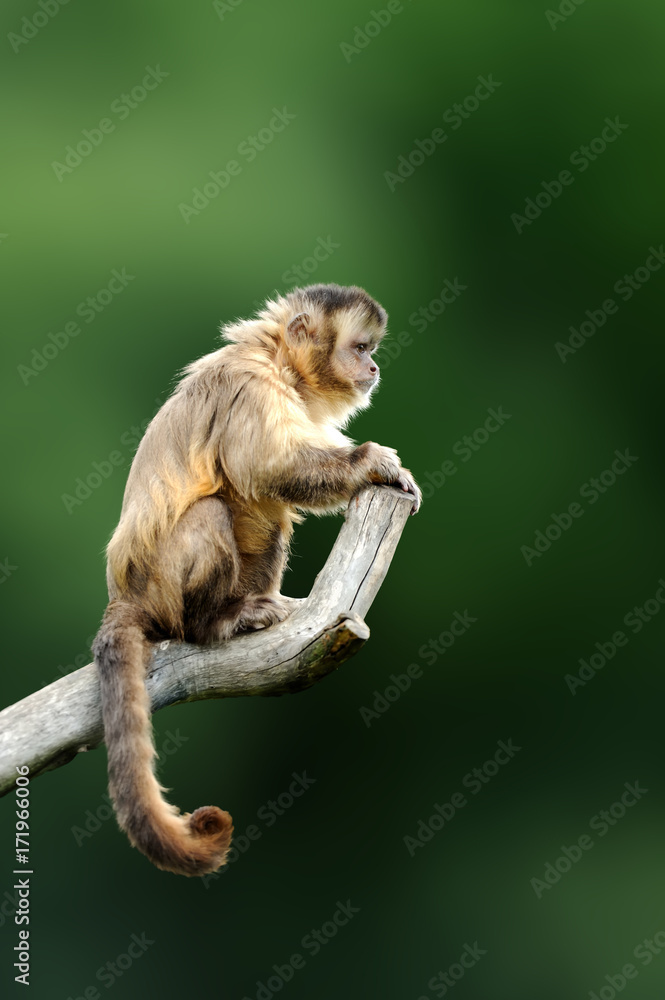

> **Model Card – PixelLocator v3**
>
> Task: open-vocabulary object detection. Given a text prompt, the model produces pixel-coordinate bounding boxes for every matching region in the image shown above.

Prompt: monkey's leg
[164,499,293,642]
[209,522,296,640]
[149,496,241,645]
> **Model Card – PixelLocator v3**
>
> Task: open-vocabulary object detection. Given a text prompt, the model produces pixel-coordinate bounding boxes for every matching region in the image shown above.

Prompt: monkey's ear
[286,312,315,339]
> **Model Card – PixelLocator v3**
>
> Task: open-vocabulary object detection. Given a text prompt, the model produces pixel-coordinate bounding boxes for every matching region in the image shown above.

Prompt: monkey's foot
[231,595,293,634]
[212,595,304,640]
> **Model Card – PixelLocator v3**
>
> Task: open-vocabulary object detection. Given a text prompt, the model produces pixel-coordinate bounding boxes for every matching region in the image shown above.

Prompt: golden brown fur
[93,283,421,876]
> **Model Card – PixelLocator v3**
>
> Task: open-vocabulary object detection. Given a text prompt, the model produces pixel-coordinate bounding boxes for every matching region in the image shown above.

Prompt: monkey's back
[103,341,313,603]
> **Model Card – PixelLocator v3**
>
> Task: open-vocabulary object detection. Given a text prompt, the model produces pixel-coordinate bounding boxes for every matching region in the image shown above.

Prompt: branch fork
[0,486,414,796]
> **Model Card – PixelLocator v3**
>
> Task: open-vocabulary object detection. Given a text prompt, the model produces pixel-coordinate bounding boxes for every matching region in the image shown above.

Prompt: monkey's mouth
[355,379,378,393]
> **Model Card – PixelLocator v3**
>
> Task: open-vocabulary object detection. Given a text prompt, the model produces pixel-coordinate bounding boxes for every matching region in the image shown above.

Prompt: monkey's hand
[360,443,422,515]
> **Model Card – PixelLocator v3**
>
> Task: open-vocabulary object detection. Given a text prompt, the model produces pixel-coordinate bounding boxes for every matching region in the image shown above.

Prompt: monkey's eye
[356,344,367,354]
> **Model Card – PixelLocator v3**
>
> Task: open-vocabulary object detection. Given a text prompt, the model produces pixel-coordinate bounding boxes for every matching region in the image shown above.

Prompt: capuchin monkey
[93,283,421,877]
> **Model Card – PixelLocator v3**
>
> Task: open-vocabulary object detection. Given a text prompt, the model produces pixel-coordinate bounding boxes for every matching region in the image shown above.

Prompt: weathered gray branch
[0,486,414,796]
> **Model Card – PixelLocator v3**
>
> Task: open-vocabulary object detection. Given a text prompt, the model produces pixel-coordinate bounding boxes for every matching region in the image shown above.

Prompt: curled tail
[93,601,233,876]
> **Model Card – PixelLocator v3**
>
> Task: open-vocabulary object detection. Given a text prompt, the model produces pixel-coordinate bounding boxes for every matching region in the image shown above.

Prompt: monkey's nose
[369,363,378,374]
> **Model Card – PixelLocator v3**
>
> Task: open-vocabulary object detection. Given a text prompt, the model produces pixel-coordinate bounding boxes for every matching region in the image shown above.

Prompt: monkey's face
[332,331,381,398]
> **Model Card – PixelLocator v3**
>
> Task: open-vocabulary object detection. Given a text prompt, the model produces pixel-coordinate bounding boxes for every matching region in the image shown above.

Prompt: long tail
[93,600,233,876]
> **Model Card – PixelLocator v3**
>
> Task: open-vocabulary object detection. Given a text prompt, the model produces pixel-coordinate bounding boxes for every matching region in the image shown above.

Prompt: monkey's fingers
[392,473,422,515]
[392,474,411,493]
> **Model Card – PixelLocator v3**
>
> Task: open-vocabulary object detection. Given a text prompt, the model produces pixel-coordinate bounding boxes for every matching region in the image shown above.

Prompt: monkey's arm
[261,441,420,512]
[218,380,420,512]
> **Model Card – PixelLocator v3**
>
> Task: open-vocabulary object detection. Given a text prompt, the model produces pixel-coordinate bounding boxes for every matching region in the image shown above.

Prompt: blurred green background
[2,0,665,997]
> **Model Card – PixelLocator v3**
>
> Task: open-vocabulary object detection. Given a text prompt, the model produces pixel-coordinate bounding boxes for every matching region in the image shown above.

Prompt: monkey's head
[280,283,388,421]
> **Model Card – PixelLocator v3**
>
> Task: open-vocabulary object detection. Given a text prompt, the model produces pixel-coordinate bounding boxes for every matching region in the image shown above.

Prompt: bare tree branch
[0,486,414,796]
